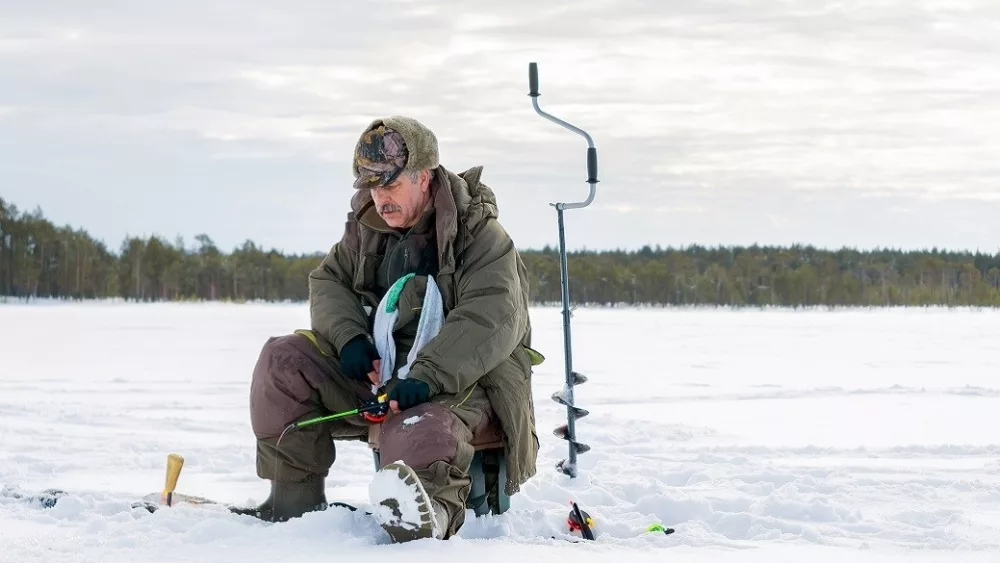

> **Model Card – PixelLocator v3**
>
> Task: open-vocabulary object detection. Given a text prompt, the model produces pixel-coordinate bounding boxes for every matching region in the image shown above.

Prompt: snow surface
[1,302,999,562]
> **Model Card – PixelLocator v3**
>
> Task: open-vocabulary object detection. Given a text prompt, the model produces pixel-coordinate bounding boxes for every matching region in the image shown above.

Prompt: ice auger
[527,62,597,478]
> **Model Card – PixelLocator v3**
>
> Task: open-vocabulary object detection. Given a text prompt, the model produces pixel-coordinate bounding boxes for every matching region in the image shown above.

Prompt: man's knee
[377,402,474,472]
[251,333,316,388]
[249,333,324,438]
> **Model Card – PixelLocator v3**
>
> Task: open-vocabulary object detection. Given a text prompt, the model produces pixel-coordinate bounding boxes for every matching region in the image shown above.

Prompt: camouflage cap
[352,125,409,190]
[351,116,439,189]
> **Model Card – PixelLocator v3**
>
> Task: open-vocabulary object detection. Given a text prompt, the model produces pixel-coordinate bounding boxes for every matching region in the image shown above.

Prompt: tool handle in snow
[162,453,184,506]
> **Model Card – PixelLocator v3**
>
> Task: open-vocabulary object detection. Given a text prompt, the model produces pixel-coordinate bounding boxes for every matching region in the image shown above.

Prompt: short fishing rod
[288,394,390,430]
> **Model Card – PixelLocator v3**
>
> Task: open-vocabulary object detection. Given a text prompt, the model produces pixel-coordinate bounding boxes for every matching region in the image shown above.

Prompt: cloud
[0,0,998,254]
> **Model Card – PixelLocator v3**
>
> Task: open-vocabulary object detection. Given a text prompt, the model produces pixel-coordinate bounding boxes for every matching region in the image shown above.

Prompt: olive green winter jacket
[307,164,539,495]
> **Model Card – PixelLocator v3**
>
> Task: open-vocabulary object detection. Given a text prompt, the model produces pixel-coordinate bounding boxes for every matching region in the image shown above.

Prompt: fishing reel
[360,394,390,423]
[567,501,595,540]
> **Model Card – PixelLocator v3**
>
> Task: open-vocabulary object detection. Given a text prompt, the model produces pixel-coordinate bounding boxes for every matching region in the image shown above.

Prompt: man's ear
[421,169,431,192]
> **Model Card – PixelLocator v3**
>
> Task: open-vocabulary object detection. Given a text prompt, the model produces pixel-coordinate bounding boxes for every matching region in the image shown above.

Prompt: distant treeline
[2,197,1000,307]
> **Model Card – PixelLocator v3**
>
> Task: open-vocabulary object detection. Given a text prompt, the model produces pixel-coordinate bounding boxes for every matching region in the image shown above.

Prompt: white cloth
[371,274,444,391]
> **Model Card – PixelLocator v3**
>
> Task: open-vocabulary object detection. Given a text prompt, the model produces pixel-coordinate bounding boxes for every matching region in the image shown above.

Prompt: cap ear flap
[353,118,388,178]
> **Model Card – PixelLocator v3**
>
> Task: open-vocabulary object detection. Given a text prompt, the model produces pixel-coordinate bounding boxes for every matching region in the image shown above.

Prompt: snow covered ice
[1,302,999,562]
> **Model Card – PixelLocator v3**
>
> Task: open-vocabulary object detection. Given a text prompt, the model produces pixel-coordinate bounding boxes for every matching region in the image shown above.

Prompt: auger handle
[527,62,599,210]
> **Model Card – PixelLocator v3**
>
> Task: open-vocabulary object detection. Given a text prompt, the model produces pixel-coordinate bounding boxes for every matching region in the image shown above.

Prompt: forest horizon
[3,196,999,307]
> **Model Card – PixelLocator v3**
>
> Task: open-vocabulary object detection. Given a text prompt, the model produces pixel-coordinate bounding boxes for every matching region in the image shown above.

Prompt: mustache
[379,203,401,214]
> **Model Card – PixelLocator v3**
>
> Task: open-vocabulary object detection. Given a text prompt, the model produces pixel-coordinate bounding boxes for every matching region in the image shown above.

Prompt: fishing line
[268,395,389,519]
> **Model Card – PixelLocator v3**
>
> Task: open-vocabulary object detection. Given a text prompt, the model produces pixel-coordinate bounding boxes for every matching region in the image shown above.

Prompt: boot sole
[370,462,440,542]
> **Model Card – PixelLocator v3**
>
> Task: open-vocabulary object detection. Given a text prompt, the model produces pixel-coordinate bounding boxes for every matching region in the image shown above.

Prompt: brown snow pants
[248,330,494,537]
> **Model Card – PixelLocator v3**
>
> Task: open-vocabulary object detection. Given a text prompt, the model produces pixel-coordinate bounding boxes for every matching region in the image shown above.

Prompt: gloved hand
[340,335,380,383]
[389,378,430,413]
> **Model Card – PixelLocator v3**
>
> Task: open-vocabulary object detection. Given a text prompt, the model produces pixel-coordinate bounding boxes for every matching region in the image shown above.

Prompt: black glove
[389,378,430,411]
[340,335,379,382]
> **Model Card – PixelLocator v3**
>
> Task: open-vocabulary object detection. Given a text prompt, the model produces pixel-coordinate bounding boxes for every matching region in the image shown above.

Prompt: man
[243,115,541,542]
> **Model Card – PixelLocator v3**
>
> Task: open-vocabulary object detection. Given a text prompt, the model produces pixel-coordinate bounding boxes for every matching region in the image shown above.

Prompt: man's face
[370,169,430,229]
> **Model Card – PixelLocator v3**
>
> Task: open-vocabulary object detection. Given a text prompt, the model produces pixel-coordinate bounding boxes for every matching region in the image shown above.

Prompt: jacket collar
[351,167,461,276]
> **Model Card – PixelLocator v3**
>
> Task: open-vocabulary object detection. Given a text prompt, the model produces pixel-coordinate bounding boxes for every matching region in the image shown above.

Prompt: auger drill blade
[553,426,591,455]
[552,388,571,407]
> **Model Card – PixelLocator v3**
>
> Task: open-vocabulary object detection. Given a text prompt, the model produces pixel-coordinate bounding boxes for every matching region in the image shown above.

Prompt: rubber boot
[230,474,327,522]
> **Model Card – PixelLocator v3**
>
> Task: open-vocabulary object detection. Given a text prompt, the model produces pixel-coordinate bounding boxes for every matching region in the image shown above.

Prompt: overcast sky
[2,0,998,255]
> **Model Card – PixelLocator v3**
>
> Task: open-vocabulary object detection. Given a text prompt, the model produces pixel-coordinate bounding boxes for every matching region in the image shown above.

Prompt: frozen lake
[1,303,998,562]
